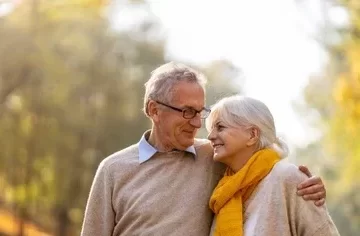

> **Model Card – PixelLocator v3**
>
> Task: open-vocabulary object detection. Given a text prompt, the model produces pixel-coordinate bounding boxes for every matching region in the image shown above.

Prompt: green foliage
[296,0,360,235]
[0,1,242,235]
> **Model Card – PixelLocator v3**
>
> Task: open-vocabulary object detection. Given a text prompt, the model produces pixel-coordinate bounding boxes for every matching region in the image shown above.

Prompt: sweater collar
[138,130,196,164]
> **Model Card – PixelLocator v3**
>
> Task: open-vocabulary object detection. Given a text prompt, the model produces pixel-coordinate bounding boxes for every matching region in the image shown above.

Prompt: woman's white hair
[205,95,289,158]
[143,61,207,116]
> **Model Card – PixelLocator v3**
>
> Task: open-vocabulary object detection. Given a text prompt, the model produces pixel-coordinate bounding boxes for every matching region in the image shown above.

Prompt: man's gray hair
[143,61,207,116]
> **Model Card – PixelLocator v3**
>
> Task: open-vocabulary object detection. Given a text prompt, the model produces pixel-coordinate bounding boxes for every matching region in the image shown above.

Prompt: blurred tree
[202,60,242,106]
[295,0,360,235]
[196,60,243,137]
[0,1,244,235]
[0,0,166,235]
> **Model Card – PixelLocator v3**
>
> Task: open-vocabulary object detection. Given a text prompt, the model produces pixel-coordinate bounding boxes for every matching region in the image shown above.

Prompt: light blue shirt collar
[138,131,196,164]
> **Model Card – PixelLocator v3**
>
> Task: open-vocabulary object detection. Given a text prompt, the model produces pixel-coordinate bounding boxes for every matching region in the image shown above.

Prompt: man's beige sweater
[211,159,340,236]
[81,139,224,236]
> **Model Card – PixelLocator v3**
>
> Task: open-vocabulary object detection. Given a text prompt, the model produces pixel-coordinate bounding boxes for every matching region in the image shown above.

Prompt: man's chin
[183,131,196,138]
[179,139,195,148]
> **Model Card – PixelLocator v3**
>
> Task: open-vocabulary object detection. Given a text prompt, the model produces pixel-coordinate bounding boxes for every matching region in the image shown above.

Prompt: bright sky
[110,0,332,149]
[1,0,347,150]
[143,0,327,149]
[2,0,331,149]
[0,2,13,17]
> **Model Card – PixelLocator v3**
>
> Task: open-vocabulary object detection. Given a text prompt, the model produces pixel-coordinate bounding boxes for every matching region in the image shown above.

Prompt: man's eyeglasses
[155,100,211,119]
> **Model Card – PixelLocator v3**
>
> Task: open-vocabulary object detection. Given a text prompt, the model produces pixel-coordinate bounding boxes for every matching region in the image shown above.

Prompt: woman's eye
[217,125,225,131]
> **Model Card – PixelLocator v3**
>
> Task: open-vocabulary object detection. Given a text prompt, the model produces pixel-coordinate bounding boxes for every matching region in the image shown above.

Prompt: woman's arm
[283,165,339,236]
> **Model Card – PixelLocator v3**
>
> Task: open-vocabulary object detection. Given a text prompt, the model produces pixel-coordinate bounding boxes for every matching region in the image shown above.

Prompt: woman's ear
[246,127,259,146]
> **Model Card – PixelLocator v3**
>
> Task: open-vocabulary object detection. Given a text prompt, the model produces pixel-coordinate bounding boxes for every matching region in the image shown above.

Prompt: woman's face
[207,120,252,165]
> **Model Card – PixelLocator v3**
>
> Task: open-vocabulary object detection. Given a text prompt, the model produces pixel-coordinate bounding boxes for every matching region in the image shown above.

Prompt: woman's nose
[207,129,215,140]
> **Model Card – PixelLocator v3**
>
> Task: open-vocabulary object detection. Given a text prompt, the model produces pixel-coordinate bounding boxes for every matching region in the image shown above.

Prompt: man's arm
[81,161,115,236]
[286,167,340,236]
[296,165,326,206]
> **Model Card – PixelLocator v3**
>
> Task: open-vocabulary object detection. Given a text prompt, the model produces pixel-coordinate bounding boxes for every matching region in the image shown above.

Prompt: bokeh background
[0,0,359,235]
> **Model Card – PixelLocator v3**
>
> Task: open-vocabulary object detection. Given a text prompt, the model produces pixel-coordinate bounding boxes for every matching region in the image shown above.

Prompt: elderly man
[81,62,326,236]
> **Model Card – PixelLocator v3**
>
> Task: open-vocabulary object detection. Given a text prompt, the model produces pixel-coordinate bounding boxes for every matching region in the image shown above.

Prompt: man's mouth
[184,130,194,134]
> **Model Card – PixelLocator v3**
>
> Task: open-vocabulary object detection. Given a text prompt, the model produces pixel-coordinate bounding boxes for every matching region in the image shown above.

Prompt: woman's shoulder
[267,159,308,186]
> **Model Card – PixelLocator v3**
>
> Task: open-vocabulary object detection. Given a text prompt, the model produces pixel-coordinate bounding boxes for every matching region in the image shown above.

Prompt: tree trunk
[56,208,70,236]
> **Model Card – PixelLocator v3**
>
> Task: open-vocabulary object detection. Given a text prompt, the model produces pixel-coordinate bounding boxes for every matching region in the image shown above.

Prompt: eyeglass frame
[154,100,211,119]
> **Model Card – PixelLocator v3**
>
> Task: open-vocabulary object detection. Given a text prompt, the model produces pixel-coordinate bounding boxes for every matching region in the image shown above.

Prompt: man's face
[154,81,205,150]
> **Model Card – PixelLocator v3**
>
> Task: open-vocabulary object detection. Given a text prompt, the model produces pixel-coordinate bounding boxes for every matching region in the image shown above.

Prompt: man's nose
[189,114,202,128]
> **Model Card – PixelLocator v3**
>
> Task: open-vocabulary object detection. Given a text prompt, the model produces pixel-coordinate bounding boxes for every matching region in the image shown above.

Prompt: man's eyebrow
[183,105,205,110]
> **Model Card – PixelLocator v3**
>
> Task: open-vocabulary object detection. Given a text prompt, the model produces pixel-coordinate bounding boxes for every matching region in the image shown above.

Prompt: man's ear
[147,100,160,122]
[246,127,259,146]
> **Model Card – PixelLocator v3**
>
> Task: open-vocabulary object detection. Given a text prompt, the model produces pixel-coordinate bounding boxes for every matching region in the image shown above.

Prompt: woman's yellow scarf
[209,148,280,236]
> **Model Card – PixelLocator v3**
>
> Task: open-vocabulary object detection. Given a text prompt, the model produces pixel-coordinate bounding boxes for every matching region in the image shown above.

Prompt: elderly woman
[206,95,339,236]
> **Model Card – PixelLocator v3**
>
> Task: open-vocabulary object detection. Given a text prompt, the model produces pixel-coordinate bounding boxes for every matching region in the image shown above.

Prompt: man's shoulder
[193,138,225,174]
[100,143,140,170]
[194,138,211,149]
[193,138,213,157]
[194,137,210,144]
